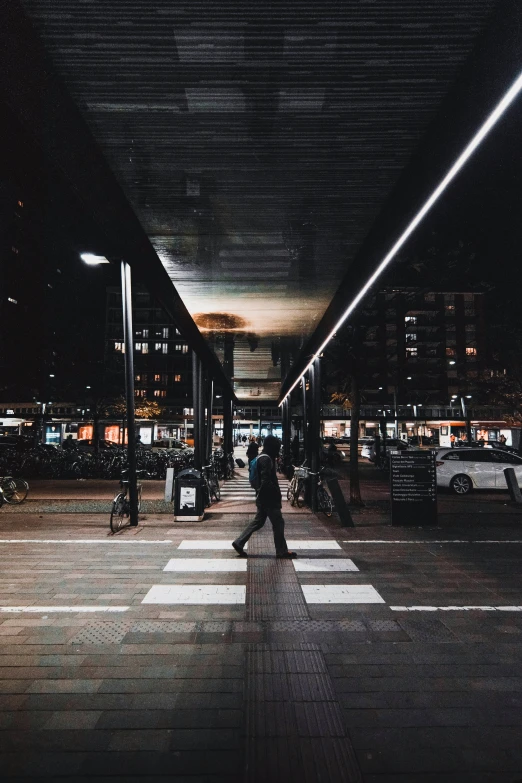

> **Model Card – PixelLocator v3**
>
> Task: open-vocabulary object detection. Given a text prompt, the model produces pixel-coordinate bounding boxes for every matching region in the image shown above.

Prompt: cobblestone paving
[0,508,522,781]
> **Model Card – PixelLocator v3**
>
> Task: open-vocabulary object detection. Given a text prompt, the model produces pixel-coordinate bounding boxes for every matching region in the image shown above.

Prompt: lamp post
[81,253,139,527]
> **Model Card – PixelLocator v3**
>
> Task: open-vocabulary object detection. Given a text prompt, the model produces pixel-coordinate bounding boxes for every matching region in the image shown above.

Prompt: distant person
[242,435,247,444]
[450,434,456,448]
[62,434,74,451]
[246,439,259,465]
[232,435,296,559]
[478,436,485,447]
[499,434,507,448]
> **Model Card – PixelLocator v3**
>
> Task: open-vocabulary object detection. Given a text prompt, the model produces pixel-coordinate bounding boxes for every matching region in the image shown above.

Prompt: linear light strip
[390,605,522,612]
[280,70,522,405]
[0,606,129,613]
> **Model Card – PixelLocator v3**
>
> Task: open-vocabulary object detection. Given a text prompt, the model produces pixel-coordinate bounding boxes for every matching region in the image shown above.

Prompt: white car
[361,440,375,460]
[436,447,522,494]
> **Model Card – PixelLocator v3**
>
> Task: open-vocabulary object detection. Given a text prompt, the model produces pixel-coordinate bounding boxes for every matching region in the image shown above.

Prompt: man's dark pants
[233,504,289,555]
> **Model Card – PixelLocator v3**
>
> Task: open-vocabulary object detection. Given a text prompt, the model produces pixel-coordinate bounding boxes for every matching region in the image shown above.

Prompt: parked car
[152,438,193,454]
[436,447,522,494]
[408,435,434,446]
[374,439,423,468]
[361,440,375,460]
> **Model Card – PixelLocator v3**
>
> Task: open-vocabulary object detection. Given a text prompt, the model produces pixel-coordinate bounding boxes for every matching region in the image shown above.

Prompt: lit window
[182,344,188,354]
[135,342,141,352]
[162,343,168,354]
[154,374,161,382]
[445,305,455,314]
[406,346,418,358]
[446,347,456,356]
[175,328,180,335]
[135,374,141,382]
[174,374,181,382]
[17,200,23,207]
[405,333,416,343]
[135,389,146,397]
[175,344,182,351]
[142,343,148,354]
[466,347,477,356]
[155,342,162,351]
[404,316,417,325]
[143,329,149,338]
[115,342,124,352]
[153,390,167,398]
[163,328,169,338]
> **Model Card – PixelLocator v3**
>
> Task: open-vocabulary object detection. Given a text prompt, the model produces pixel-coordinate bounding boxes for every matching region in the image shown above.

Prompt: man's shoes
[276,551,297,559]
[232,542,247,557]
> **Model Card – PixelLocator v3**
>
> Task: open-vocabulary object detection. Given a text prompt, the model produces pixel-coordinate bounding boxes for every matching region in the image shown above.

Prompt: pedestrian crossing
[141,537,386,606]
[217,472,290,506]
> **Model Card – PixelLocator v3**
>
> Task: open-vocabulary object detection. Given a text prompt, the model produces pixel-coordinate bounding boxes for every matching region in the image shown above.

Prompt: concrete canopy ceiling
[18,0,497,401]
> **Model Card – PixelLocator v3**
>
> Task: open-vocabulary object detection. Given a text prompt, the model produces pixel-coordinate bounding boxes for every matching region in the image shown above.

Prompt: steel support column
[301,376,308,467]
[309,357,322,513]
[223,392,233,456]
[192,351,202,471]
[282,397,292,475]
[206,377,214,463]
[121,260,138,527]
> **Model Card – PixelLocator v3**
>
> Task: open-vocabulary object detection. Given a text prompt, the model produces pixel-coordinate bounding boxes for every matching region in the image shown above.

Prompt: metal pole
[121,260,139,526]
[393,388,399,439]
[198,366,206,467]
[223,391,232,455]
[301,376,308,465]
[310,357,321,512]
[192,351,201,470]
[206,378,214,461]
[461,396,472,444]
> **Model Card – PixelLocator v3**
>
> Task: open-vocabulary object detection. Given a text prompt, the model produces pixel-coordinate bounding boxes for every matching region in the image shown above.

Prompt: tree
[108,396,164,420]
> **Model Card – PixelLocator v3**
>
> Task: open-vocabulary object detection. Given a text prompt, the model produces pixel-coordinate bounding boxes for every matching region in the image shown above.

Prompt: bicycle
[307,468,334,517]
[109,470,145,534]
[0,476,29,505]
[202,463,220,506]
[287,463,308,507]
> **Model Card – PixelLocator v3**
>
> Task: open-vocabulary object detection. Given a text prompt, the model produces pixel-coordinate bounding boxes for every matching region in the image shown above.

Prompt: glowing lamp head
[81,253,110,265]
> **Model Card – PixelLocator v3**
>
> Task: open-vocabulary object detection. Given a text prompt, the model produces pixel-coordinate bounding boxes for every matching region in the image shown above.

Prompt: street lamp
[81,253,139,527]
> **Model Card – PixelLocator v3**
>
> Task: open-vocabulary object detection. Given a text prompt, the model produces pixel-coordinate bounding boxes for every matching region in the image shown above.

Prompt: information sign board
[390,450,437,526]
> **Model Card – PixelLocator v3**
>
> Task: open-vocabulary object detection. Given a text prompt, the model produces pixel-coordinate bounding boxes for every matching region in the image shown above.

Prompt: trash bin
[174,468,205,522]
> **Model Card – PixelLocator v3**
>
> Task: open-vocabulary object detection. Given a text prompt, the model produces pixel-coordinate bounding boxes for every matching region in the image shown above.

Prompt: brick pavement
[1,492,522,779]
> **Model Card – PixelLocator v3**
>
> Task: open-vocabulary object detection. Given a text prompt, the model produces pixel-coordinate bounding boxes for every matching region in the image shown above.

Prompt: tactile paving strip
[243,529,362,781]
[69,621,133,645]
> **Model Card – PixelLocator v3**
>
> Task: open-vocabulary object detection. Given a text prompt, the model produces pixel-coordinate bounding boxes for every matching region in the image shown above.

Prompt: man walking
[232,435,296,559]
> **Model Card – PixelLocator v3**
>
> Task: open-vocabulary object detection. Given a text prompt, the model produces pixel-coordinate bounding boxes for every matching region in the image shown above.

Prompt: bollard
[165,467,175,502]
[503,468,522,504]
[326,478,354,527]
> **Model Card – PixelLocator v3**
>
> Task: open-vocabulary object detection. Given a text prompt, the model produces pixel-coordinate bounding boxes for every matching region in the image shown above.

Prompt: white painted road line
[391,605,522,612]
[0,606,129,613]
[0,539,173,544]
[178,540,248,550]
[342,540,522,544]
[293,558,359,572]
[302,585,385,604]
[286,540,342,550]
[163,558,247,572]
[142,585,246,604]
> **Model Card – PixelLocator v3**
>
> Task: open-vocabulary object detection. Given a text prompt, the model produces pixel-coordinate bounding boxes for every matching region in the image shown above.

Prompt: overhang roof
[5,0,506,400]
